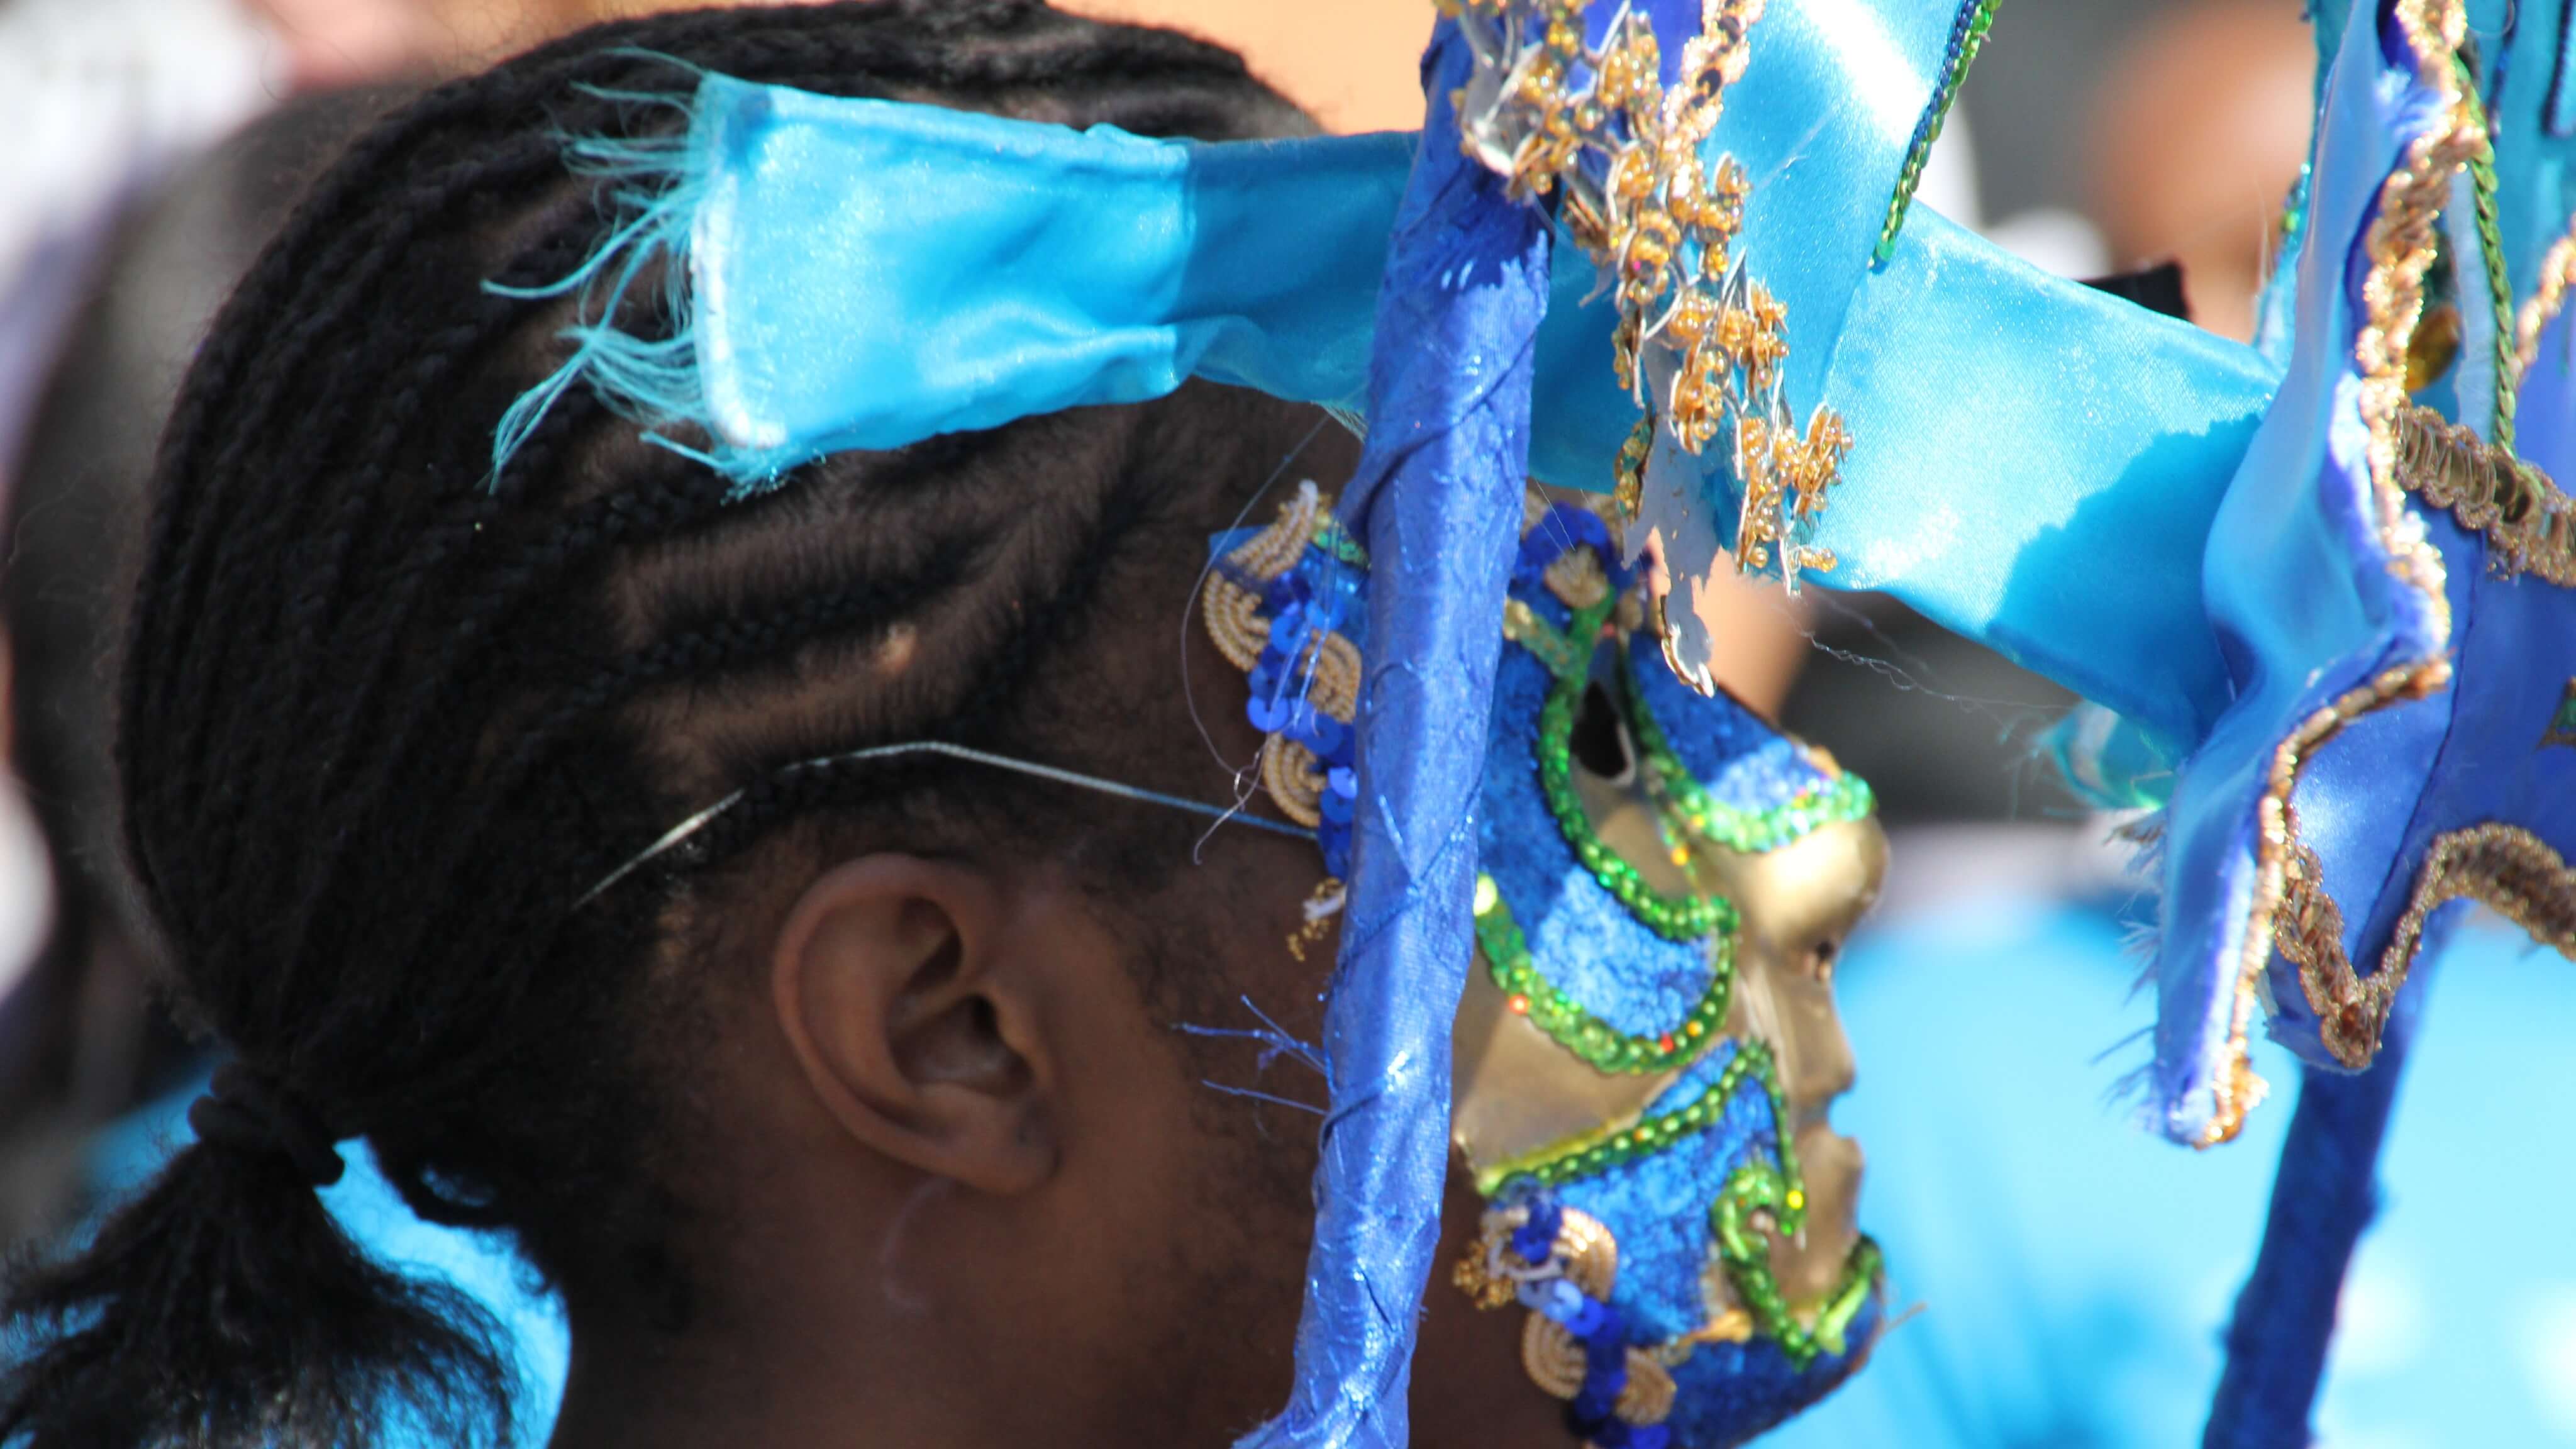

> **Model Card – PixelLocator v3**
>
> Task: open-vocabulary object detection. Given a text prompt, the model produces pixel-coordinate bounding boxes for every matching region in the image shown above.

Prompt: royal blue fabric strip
[1233,25,1550,1449]
[2202,970,2424,1449]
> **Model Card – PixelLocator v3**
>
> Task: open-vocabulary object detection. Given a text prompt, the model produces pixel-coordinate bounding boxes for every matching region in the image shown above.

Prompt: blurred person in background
[2088,0,2315,342]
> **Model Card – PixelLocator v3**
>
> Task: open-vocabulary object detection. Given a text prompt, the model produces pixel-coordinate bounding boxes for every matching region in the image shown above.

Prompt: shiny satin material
[496,0,2576,1327]
[1823,208,2278,755]
[1233,28,1550,1449]
[2153,0,2443,1137]
[665,26,2282,767]
[688,77,1409,461]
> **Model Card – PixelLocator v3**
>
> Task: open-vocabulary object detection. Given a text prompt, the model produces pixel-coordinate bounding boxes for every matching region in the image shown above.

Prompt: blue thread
[1513,1191,1565,1265]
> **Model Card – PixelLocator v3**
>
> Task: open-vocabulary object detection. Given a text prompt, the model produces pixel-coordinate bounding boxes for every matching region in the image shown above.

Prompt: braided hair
[0,6,1323,1445]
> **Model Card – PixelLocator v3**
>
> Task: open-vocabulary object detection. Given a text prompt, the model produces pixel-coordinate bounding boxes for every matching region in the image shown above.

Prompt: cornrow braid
[1,6,1325,1448]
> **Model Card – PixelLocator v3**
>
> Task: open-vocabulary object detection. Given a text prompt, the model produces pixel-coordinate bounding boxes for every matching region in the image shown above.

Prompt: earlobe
[770,857,1056,1196]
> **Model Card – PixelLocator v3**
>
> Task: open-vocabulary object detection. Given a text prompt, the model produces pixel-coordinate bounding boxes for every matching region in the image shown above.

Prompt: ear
[770,855,1055,1196]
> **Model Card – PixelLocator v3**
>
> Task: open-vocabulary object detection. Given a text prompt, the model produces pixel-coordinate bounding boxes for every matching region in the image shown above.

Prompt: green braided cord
[1619,649,1875,853]
[1529,595,1732,943]
[1874,0,1998,265]
[1472,873,1736,1074]
[2457,52,2516,449]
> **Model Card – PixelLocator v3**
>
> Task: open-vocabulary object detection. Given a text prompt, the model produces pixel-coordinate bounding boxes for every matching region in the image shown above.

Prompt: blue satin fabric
[1233,28,1551,1449]
[1823,210,2278,755]
[2147,3,2446,1135]
[2148,0,2576,1142]
[1679,0,1957,415]
[687,77,1409,459]
[668,36,2282,765]
[503,0,2576,1263]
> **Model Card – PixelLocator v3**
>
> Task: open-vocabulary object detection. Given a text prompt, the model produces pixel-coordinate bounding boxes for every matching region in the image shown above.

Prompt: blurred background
[4,1,2571,1445]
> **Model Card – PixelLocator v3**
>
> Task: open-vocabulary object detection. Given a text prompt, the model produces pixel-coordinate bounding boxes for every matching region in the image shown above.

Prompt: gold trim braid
[2391,402,2576,586]
[2207,0,2477,1146]
[2279,822,2576,1070]
[2384,826,2576,980]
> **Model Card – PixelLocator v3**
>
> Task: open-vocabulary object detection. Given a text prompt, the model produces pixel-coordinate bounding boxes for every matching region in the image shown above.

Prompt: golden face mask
[1208,483,1887,1449]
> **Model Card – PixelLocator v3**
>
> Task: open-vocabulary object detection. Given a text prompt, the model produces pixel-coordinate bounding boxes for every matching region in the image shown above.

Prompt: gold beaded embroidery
[1454,1203,1678,1437]
[1445,0,1849,587]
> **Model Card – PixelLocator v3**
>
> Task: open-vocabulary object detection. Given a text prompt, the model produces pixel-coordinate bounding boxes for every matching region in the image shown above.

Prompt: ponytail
[1,3,1316,1446]
[1,1124,512,1448]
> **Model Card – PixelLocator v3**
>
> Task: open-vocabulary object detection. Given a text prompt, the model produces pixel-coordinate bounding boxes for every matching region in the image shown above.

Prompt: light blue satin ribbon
[660,67,2280,767]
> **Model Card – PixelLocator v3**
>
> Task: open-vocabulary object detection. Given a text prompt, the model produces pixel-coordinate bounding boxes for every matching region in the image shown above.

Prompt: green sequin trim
[1714,1172,1883,1371]
[1477,1038,1782,1194]
[1874,0,1997,265]
[1503,599,1592,681]
[1531,596,1731,943]
[1620,650,1875,852]
[1472,874,1735,1074]
[1313,514,1369,568]
[1479,1036,1884,1369]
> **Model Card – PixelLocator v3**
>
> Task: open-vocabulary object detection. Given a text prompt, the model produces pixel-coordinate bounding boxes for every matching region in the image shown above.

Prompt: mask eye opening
[1570,679,1636,786]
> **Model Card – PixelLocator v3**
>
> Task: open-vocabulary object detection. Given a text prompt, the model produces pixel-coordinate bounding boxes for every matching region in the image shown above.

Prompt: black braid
[3,6,1324,1448]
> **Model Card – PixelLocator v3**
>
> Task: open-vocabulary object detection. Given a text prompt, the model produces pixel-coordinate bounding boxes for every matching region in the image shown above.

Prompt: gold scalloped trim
[2391,402,2576,585]
[2206,0,2480,1146]
[2384,825,2576,972]
[1200,482,1364,835]
[2277,822,2576,1070]
[2512,218,2576,377]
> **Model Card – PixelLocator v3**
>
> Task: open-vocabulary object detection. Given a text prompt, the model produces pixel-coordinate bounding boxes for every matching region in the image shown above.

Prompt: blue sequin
[1552,1042,1775,1341]
[1479,640,1719,1036]
[1624,634,1835,814]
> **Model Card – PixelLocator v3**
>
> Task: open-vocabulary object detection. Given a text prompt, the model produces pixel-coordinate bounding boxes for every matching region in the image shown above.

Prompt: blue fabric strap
[2202,966,2426,1449]
[1232,25,1551,1449]
[626,68,2285,769]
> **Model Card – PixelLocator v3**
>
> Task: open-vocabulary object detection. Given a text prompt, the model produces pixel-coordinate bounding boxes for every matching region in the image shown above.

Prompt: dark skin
[543,428,1567,1449]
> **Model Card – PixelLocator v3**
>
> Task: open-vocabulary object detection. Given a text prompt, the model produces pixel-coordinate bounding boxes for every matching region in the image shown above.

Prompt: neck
[544,1171,1038,1449]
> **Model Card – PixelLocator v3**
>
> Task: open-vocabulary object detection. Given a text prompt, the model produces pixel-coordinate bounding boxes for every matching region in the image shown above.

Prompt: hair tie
[186,1062,347,1187]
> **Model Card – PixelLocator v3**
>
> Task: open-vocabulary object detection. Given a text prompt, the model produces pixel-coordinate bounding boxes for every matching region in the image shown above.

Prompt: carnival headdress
[508,0,2576,1443]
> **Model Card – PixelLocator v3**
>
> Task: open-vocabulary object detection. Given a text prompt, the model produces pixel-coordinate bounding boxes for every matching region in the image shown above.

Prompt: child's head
[4,9,1890,1449]
[4,5,1494,1446]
